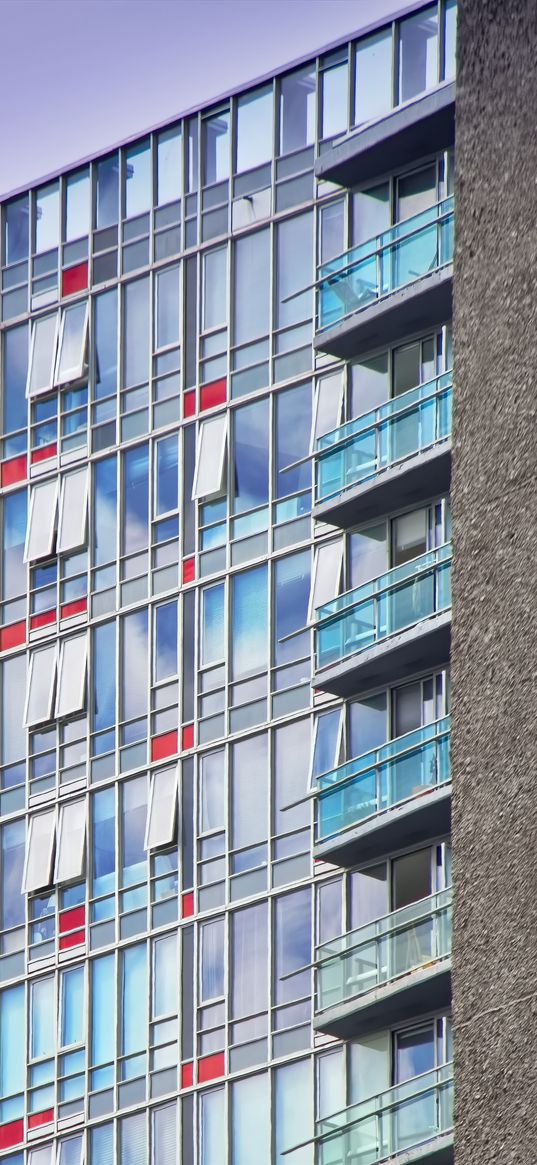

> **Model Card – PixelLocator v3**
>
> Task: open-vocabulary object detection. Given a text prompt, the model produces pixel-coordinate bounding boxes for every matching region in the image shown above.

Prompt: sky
[0,0,404,198]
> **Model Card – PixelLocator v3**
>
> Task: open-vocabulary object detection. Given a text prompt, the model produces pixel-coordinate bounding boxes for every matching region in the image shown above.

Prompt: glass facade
[0,2,456,1162]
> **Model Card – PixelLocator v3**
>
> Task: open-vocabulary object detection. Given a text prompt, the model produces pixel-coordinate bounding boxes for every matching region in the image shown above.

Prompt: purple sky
[0,0,404,198]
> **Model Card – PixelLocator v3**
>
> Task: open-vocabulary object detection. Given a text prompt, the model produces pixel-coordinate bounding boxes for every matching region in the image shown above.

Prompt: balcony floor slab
[315,783,451,867]
[315,962,451,1041]
[314,611,451,699]
[314,442,451,529]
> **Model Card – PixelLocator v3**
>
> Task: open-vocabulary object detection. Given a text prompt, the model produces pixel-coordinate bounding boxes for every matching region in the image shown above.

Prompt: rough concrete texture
[452,2,537,1161]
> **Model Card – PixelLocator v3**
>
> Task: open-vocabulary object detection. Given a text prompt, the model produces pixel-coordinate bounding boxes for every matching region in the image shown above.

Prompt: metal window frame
[24,477,59,563]
[54,798,86,883]
[307,537,343,623]
[24,643,58,728]
[55,632,88,719]
[57,465,89,555]
[22,807,57,893]
[54,300,90,386]
[144,765,179,850]
[26,310,61,398]
[191,413,228,500]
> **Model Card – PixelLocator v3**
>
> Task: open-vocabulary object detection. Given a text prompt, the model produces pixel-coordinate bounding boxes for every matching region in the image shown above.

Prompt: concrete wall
[452,1,537,1159]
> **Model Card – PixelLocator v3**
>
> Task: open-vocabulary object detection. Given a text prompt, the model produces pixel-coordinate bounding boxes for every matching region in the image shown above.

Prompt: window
[24,644,57,727]
[203,247,228,331]
[236,87,273,172]
[35,182,59,253]
[125,140,151,218]
[27,313,58,397]
[157,126,182,206]
[55,799,86,882]
[22,809,56,893]
[276,212,313,329]
[355,29,393,125]
[279,66,316,154]
[155,265,180,350]
[307,539,343,621]
[204,110,230,184]
[5,194,29,264]
[232,1074,269,1165]
[321,58,348,138]
[398,4,439,103]
[145,766,178,849]
[96,154,119,229]
[311,371,344,449]
[201,583,225,666]
[55,633,88,718]
[233,228,270,345]
[57,467,89,554]
[65,170,90,242]
[55,301,89,385]
[232,565,267,679]
[24,478,58,562]
[309,706,344,786]
[192,415,227,499]
[124,278,150,387]
[232,398,269,514]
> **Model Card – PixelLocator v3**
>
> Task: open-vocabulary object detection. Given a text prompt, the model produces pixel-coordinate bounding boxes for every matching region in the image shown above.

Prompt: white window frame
[24,477,59,563]
[54,300,89,386]
[144,766,178,850]
[307,537,343,623]
[57,466,89,554]
[55,633,88,719]
[24,644,58,727]
[308,705,345,789]
[22,808,57,893]
[54,798,86,883]
[26,311,60,398]
[192,414,228,499]
[310,370,344,451]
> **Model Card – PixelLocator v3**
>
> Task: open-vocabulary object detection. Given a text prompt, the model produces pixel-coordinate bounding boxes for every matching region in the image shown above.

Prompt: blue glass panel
[92,620,116,733]
[61,966,84,1047]
[122,609,148,720]
[232,1074,269,1165]
[201,919,225,1000]
[1,820,25,929]
[201,1089,225,1165]
[232,565,268,679]
[92,786,116,897]
[121,775,147,887]
[0,985,24,1097]
[121,943,147,1055]
[154,601,178,682]
[94,455,117,566]
[3,324,28,436]
[124,278,149,388]
[232,398,270,514]
[3,490,28,601]
[123,443,149,554]
[5,196,29,264]
[155,434,179,515]
[125,140,151,218]
[31,976,55,1058]
[275,383,311,499]
[96,155,119,229]
[2,654,26,765]
[153,934,178,1018]
[94,288,118,400]
[274,550,310,665]
[91,954,115,1066]
[201,584,225,666]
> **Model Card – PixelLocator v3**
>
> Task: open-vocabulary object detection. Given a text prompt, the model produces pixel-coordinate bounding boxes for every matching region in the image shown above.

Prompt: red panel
[182,557,195,585]
[198,1052,225,1083]
[30,610,56,630]
[183,391,196,418]
[181,1062,194,1089]
[59,905,85,933]
[181,891,194,919]
[182,723,194,751]
[0,1119,24,1149]
[28,1109,54,1129]
[61,597,87,620]
[151,730,178,762]
[0,621,26,652]
[59,929,85,951]
[200,378,227,412]
[1,455,26,487]
[62,262,88,297]
[31,443,57,464]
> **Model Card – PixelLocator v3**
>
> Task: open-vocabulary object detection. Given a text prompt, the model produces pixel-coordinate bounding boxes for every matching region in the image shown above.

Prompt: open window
[307,538,343,622]
[145,765,178,849]
[310,370,344,451]
[24,477,59,562]
[54,799,86,883]
[55,633,88,719]
[24,643,58,727]
[57,466,89,554]
[192,414,227,499]
[308,705,345,788]
[26,304,89,399]
[22,808,56,893]
[55,301,89,386]
[27,312,59,397]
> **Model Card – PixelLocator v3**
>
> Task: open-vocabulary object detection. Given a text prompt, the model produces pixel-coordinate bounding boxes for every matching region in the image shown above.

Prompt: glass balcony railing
[317,196,454,331]
[314,1064,453,1165]
[315,372,452,506]
[316,887,452,1015]
[315,543,452,672]
[316,716,450,844]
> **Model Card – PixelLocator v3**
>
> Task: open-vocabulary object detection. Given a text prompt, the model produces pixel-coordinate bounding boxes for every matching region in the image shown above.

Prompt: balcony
[311,1065,453,1165]
[315,717,451,868]
[314,373,452,529]
[315,888,452,1039]
[314,545,451,699]
[315,82,456,189]
[314,198,453,361]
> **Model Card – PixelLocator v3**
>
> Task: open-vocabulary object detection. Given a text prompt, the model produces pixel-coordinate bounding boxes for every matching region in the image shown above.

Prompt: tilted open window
[55,633,88,719]
[54,799,86,883]
[145,765,178,850]
[55,301,89,386]
[27,303,89,398]
[57,466,89,554]
[22,808,56,893]
[307,537,344,622]
[24,478,59,562]
[24,643,58,727]
[192,414,228,499]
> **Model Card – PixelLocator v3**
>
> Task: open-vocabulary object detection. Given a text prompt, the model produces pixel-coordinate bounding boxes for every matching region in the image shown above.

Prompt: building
[0,2,461,1162]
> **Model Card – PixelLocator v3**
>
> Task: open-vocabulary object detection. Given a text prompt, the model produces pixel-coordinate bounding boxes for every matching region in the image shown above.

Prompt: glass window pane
[58,466,88,553]
[35,183,59,253]
[94,455,117,566]
[5,195,29,264]
[274,550,310,665]
[55,633,87,718]
[61,965,84,1046]
[125,140,151,218]
[200,751,225,832]
[350,353,389,415]
[349,524,387,588]
[23,808,56,892]
[204,111,230,184]
[322,62,348,138]
[121,610,148,721]
[155,434,178,515]
[25,645,57,728]
[123,443,149,554]
[200,1088,225,1165]
[153,933,178,1017]
[308,539,343,620]
[58,1137,83,1165]
[236,87,273,172]
[232,902,268,1018]
[352,182,390,245]
[355,30,393,125]
[55,799,86,882]
[2,654,26,766]
[65,170,90,241]
[146,766,177,850]
[399,5,439,103]
[200,918,225,1000]
[312,370,344,446]
[3,490,26,600]
[155,265,180,350]
[91,954,115,1065]
[28,313,58,397]
[231,734,267,853]
[397,164,436,221]
[121,775,147,886]
[231,565,267,679]
[94,287,118,399]
[275,888,311,1003]
[275,382,311,499]
[121,944,147,1055]
[96,154,119,229]
[124,277,149,387]
[444,0,457,80]
[24,478,58,562]
[203,247,227,331]
[152,1102,177,1165]
[4,323,29,435]
[392,508,428,565]
[31,975,54,1057]
[0,985,24,1098]
[91,1124,113,1161]
[232,398,269,514]
[311,708,342,784]
[276,211,313,328]
[92,787,116,897]
[233,228,270,345]
[232,1074,269,1165]
[275,1059,313,1165]
[2,821,25,929]
[349,693,387,757]
[280,67,316,154]
[201,584,225,666]
[120,1111,147,1165]
[154,601,178,681]
[274,717,310,834]
[157,127,182,206]
[192,415,227,499]
[56,301,88,385]
[320,199,344,264]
